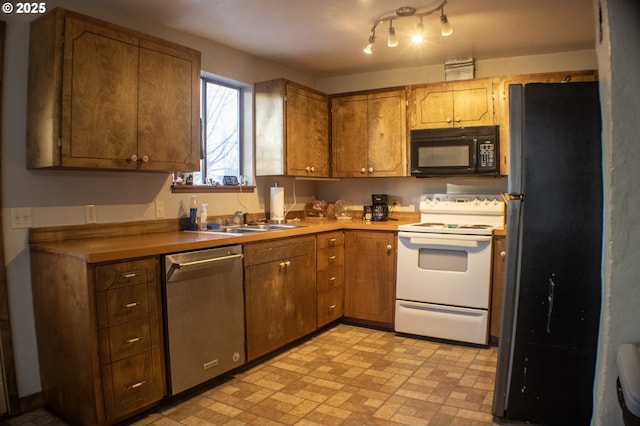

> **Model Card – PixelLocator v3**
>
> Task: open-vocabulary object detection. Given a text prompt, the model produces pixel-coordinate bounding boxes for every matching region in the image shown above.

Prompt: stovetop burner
[459,224,493,229]
[399,193,505,236]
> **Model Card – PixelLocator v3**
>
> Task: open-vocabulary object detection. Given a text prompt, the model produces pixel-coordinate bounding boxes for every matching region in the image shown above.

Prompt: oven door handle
[398,232,491,248]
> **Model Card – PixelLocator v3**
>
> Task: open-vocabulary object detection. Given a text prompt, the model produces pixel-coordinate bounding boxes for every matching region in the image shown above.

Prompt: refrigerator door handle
[546,274,556,334]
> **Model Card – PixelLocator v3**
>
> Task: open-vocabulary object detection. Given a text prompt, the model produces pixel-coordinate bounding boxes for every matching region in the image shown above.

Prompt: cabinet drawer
[317,286,344,327]
[317,232,344,250]
[102,349,164,418]
[99,318,153,364]
[317,267,344,293]
[244,236,315,266]
[103,283,150,327]
[317,246,344,270]
[95,258,157,291]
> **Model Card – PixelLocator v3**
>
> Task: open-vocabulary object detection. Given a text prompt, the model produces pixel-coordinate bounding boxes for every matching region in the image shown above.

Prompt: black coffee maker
[371,194,389,221]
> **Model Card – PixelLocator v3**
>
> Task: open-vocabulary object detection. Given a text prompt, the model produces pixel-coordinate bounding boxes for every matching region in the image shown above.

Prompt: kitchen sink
[226,223,304,232]
[190,223,305,235]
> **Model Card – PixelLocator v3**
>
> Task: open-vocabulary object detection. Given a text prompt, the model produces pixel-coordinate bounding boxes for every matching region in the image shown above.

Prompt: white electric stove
[395,194,505,345]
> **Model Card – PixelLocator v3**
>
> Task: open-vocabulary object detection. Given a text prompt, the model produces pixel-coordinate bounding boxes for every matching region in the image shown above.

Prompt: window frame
[173,75,253,193]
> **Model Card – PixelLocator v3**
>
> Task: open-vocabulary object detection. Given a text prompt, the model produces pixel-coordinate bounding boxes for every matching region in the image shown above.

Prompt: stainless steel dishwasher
[163,245,245,395]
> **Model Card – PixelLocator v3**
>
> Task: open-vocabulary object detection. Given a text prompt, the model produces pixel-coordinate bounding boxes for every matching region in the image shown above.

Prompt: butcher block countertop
[29,216,417,264]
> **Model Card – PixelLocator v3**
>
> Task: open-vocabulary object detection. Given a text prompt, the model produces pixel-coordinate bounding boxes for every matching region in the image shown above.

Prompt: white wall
[592,0,640,425]
[1,0,602,402]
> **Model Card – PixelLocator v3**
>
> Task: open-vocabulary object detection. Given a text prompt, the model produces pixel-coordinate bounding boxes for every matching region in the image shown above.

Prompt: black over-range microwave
[410,125,499,177]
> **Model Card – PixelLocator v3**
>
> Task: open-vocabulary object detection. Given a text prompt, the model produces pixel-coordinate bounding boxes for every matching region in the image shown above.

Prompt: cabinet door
[62,17,139,169]
[452,80,494,126]
[245,252,316,361]
[411,83,453,129]
[344,231,396,325]
[367,90,407,177]
[331,94,368,177]
[137,40,200,171]
[286,84,329,177]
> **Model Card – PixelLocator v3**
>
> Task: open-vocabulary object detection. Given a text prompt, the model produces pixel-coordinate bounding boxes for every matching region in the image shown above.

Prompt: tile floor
[4,323,506,425]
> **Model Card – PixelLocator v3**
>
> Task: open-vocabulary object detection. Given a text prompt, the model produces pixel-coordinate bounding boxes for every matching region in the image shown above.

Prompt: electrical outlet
[85,205,97,224]
[11,207,33,229]
[155,201,165,218]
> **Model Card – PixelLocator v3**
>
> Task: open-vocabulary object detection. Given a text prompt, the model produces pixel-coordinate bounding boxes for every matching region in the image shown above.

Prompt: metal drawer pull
[328,304,336,311]
[127,337,141,344]
[122,302,139,309]
[328,238,336,247]
[328,255,336,264]
[121,272,138,279]
[127,381,146,390]
[328,276,336,282]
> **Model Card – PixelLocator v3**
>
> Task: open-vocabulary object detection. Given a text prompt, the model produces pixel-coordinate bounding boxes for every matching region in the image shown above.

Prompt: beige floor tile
[6,324,504,425]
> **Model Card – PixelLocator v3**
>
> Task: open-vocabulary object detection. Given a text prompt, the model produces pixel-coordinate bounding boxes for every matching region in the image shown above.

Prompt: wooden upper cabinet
[410,79,495,129]
[27,8,201,171]
[255,79,329,177]
[331,88,407,178]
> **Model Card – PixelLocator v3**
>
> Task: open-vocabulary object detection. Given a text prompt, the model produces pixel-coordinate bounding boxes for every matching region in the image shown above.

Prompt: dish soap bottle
[189,195,198,231]
[199,203,208,231]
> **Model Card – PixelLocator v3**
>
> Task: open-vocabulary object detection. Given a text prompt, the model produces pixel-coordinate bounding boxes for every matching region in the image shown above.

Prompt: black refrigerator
[492,82,602,425]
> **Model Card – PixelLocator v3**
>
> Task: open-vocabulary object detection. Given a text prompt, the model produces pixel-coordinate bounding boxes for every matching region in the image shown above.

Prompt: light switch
[11,207,32,229]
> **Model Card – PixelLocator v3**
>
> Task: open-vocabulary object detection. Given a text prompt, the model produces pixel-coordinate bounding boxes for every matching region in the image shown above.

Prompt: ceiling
[92,0,597,78]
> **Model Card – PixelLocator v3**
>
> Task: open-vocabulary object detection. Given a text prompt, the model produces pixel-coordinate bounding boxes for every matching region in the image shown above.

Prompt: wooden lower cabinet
[30,253,165,425]
[344,231,396,326]
[244,236,317,361]
[316,231,345,327]
[490,235,507,342]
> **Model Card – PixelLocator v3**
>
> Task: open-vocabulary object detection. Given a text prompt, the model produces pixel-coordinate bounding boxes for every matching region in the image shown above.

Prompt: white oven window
[419,248,468,272]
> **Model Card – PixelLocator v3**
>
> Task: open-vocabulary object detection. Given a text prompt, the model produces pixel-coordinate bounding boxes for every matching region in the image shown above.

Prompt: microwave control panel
[477,139,497,170]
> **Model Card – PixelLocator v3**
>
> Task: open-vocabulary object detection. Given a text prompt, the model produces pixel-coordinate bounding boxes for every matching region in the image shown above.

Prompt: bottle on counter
[199,203,208,231]
[189,195,198,231]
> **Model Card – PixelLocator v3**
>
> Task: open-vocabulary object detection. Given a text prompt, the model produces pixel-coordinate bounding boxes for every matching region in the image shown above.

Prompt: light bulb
[441,14,453,36]
[363,33,375,54]
[388,21,398,47]
[412,18,424,44]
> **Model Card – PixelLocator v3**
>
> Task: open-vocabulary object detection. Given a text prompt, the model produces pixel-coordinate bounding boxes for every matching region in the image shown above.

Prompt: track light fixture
[363,0,453,54]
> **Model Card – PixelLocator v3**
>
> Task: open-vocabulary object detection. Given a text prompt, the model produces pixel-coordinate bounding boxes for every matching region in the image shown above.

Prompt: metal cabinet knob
[360,168,366,173]
[130,154,138,162]
[142,155,149,163]
[368,167,374,173]
[387,244,392,254]
[501,251,506,257]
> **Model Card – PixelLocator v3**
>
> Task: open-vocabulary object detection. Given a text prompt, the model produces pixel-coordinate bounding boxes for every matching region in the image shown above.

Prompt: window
[195,77,241,185]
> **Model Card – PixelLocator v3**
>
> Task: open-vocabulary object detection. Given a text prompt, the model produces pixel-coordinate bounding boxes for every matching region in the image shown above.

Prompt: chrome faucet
[232,210,244,225]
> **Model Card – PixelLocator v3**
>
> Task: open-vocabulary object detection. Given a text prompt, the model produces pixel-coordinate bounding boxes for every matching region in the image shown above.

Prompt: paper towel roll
[270,186,285,222]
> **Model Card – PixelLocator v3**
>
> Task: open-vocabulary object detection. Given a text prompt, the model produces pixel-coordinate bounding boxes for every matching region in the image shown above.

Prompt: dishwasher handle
[173,253,243,270]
